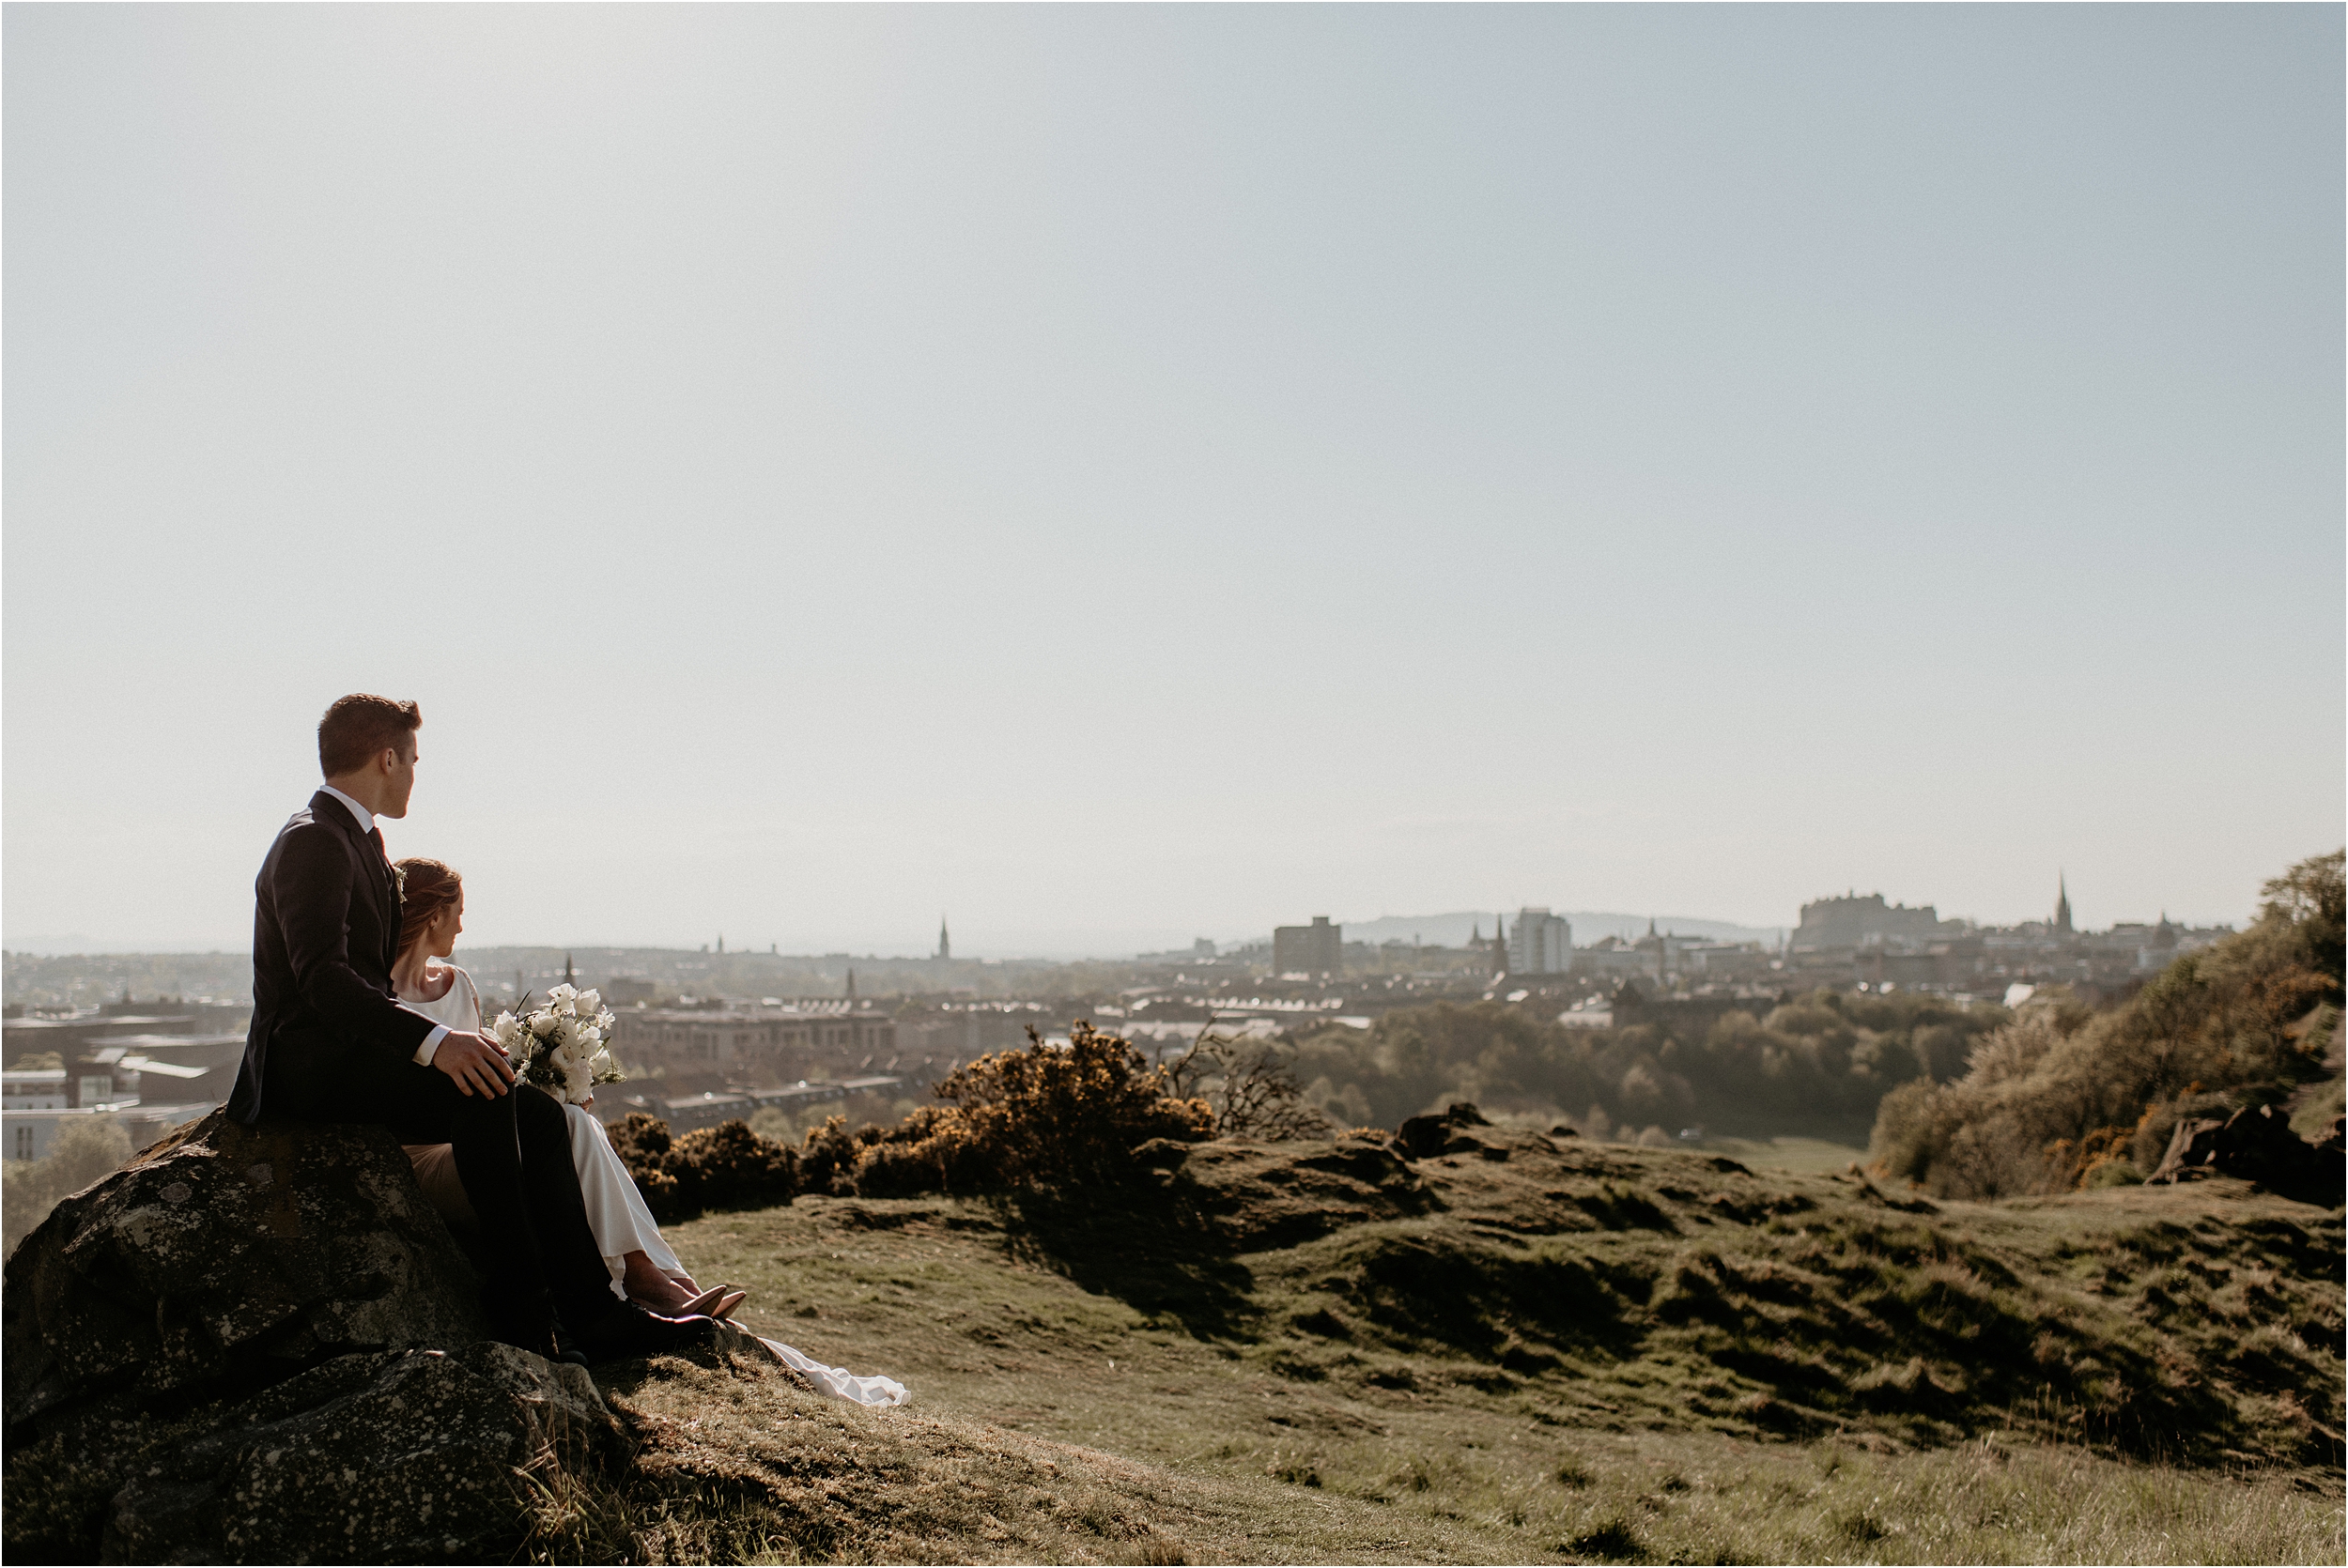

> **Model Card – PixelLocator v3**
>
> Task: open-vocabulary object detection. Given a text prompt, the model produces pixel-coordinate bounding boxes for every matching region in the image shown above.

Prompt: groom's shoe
[487,1300,586,1366]
[548,1319,592,1369]
[572,1300,718,1362]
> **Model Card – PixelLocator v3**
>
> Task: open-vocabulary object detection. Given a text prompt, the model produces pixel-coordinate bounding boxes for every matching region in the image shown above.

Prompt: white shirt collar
[317,784,376,837]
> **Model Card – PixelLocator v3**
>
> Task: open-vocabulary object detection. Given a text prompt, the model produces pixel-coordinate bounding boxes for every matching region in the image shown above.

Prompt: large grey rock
[98,1344,622,1564]
[1391,1101,1493,1161]
[2150,1102,2345,1204]
[3,1110,625,1562]
[6,1110,487,1436]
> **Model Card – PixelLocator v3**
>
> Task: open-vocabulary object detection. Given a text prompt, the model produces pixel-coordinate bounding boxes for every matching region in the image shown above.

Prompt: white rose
[595,1008,617,1033]
[574,989,601,1014]
[577,1026,602,1050]
[532,1011,561,1038]
[549,983,577,1002]
[491,1012,522,1047]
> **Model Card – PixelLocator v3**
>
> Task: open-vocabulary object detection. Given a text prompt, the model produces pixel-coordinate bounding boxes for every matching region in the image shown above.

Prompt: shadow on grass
[990,1180,1261,1341]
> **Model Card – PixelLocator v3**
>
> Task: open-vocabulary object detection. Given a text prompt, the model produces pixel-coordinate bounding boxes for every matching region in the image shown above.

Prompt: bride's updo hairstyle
[394,857,462,959]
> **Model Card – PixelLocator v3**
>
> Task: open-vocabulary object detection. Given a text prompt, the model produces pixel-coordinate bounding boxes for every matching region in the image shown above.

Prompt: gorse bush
[1870,851,2345,1199]
[607,1113,798,1223]
[836,1022,1213,1197]
[610,1022,1214,1207]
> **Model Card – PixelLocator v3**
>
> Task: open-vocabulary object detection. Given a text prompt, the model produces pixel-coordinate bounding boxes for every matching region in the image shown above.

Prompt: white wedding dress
[400,965,908,1407]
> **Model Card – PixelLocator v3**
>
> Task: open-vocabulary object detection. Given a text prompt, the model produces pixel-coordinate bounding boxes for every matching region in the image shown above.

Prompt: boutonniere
[389,861,406,899]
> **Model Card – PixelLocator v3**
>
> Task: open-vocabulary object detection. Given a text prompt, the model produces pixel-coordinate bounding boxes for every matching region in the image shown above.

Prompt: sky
[5,5,2341,959]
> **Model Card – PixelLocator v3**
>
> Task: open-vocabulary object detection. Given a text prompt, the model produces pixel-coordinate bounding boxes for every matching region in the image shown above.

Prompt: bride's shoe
[679,1284,739,1318]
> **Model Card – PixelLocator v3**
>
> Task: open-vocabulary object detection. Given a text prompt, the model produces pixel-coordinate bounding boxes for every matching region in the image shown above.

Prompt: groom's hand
[436,1031,517,1098]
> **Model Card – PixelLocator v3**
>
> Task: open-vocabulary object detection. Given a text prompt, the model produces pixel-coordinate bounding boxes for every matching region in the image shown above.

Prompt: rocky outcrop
[18,1342,620,1563]
[2,1110,629,1562]
[1391,1101,1494,1161]
[6,1111,487,1432]
[2149,1104,2344,1205]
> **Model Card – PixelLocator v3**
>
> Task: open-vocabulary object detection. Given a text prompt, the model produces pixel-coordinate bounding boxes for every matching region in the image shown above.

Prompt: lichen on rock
[3,1110,623,1563]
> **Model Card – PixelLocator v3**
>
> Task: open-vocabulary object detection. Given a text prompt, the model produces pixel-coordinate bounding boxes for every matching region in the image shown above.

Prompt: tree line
[1280,985,2010,1145]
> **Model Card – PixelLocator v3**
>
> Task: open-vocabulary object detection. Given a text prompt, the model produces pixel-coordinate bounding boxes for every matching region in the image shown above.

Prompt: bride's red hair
[394,857,463,959]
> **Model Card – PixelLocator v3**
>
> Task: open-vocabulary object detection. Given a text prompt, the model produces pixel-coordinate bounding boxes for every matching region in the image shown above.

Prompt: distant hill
[1336,911,1786,949]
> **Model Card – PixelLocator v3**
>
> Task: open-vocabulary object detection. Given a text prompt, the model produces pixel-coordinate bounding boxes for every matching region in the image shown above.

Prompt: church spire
[2054,874,2073,936]
[937,915,950,961]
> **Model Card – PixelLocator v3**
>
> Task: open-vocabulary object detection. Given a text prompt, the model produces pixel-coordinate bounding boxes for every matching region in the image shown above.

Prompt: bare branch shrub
[1166,1029,1333,1142]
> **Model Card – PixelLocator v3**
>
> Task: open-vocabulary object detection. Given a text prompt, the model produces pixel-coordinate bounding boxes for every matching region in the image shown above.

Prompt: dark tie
[369,826,388,868]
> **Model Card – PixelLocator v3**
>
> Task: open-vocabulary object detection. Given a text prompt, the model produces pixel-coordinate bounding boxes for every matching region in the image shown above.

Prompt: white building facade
[1507,907,1574,975]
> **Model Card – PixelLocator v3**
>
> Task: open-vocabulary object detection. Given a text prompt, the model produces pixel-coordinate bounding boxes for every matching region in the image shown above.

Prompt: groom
[226,693,711,1361]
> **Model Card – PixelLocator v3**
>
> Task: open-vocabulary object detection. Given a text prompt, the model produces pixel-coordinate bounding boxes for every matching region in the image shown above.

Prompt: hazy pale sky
[6,5,2340,958]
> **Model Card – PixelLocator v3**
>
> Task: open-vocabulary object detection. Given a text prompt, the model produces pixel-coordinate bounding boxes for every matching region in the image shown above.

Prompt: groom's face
[381,738,418,819]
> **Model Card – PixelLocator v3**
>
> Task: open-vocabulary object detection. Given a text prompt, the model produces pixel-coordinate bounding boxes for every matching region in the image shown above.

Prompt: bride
[389,858,743,1320]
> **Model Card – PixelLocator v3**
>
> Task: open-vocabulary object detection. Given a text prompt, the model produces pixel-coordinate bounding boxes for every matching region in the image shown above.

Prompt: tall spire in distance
[937,915,950,961]
[2054,873,2074,936]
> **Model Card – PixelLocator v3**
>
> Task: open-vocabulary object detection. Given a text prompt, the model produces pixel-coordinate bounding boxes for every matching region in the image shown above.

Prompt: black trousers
[272,1044,618,1333]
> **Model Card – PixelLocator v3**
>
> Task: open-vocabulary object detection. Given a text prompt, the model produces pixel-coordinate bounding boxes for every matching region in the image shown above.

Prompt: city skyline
[6,8,2340,959]
[0,872,2241,961]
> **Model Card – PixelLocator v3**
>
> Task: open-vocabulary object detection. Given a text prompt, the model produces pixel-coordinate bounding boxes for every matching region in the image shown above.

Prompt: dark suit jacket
[226,791,440,1125]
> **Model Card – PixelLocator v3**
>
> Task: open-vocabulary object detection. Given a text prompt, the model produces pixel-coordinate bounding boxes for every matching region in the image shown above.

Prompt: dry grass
[562,1128,2341,1563]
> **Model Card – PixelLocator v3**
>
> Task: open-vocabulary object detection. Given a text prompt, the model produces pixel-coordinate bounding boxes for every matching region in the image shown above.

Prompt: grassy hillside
[556,1121,2343,1563]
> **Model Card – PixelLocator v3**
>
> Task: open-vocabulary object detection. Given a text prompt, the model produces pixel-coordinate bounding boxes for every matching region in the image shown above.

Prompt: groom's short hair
[318,694,422,776]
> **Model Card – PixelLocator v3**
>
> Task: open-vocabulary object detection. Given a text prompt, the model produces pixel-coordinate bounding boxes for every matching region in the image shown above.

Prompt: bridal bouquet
[491,983,626,1106]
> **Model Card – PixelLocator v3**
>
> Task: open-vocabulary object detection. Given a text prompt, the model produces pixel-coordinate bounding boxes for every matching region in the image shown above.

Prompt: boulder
[95,1343,617,1564]
[1391,1102,1494,1161]
[6,1110,487,1435]
[2149,1103,2345,1205]
[3,1110,625,1563]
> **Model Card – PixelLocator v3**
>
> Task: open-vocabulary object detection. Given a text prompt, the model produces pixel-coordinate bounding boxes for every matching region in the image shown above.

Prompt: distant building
[612,1002,897,1067]
[2053,875,2074,936]
[2,1067,69,1110]
[1573,935,1661,982]
[1507,908,1573,975]
[936,917,951,961]
[601,976,657,1006]
[1273,916,1342,977]
[1793,893,1950,950]
[3,1100,211,1163]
